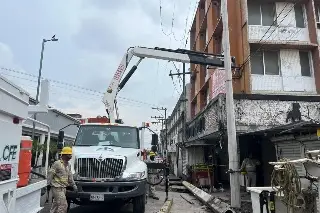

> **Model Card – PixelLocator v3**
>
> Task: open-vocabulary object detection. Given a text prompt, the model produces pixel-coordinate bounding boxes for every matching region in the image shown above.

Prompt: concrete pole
[221,0,241,208]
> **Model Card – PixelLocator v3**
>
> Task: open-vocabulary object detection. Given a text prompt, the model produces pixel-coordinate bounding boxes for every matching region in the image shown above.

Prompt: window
[294,5,305,28]
[248,2,276,26]
[299,51,311,77]
[315,6,320,22]
[250,49,280,75]
[75,125,140,149]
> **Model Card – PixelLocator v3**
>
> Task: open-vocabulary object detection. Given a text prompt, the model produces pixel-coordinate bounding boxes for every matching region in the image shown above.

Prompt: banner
[211,68,226,99]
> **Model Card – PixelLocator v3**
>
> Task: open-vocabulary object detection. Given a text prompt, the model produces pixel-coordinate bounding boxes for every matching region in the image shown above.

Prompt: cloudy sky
[0,0,197,147]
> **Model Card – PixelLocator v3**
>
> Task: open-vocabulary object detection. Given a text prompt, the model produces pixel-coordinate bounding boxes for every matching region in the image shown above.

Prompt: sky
[0,0,197,148]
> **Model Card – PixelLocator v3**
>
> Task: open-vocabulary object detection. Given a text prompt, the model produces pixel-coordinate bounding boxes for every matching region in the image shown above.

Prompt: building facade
[24,97,80,168]
[166,85,191,177]
[182,0,320,187]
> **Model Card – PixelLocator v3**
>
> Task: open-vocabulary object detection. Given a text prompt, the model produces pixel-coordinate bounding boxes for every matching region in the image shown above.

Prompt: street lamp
[32,35,58,140]
[35,35,58,103]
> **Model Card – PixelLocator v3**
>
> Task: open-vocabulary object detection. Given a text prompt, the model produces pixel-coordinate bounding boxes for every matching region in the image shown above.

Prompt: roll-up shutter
[303,139,320,153]
[276,141,305,176]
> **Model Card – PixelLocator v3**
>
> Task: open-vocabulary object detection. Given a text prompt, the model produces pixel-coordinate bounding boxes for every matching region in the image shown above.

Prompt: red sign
[0,164,12,170]
[80,117,110,124]
[211,68,226,99]
[0,164,12,181]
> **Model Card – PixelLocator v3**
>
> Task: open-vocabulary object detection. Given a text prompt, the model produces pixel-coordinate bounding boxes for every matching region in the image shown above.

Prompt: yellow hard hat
[61,146,72,155]
[149,151,156,157]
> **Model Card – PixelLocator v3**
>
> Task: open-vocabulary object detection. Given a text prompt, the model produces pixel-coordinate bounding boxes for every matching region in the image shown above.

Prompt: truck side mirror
[58,130,64,142]
[57,130,65,149]
[151,134,158,146]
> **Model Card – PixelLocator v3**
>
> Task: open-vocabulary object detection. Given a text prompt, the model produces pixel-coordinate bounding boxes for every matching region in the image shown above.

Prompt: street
[40,190,211,213]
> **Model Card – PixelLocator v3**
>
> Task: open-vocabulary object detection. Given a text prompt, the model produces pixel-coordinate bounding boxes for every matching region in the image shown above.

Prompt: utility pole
[32,35,58,140]
[151,107,168,201]
[169,63,191,144]
[221,0,240,208]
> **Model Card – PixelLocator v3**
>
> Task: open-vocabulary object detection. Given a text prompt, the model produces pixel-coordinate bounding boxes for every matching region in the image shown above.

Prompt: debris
[180,195,194,204]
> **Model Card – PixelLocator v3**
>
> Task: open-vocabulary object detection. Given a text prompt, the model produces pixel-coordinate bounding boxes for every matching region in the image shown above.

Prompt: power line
[190,0,214,51]
[159,0,174,37]
[10,80,154,110]
[177,0,194,47]
[0,67,159,107]
[171,62,183,90]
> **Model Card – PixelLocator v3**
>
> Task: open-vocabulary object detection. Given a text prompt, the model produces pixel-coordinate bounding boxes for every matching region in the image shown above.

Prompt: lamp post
[31,35,58,140]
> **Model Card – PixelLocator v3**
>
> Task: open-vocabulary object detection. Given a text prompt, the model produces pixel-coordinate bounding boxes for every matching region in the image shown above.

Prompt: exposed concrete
[157,199,173,213]
[182,181,235,213]
[186,94,320,142]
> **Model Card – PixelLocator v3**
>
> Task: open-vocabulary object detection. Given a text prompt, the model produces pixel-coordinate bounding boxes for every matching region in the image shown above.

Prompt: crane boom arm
[103,47,236,123]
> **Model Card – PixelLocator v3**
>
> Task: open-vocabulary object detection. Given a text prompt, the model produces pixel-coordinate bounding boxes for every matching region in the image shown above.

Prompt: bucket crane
[102,47,236,123]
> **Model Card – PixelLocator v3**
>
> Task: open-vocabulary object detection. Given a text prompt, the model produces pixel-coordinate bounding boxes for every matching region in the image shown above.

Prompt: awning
[240,121,320,136]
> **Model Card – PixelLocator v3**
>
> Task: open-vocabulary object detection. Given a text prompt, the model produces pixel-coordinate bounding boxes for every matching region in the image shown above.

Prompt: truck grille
[77,158,124,179]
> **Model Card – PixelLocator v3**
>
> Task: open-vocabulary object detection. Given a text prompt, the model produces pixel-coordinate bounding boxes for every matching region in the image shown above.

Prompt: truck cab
[63,119,147,212]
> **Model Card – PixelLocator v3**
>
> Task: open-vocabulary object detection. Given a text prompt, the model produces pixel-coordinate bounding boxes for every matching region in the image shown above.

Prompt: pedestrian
[240,153,260,192]
[47,146,77,213]
[146,150,159,200]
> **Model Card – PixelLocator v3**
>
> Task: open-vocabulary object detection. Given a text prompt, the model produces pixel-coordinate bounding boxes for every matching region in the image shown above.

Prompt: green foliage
[32,139,58,156]
[32,139,43,157]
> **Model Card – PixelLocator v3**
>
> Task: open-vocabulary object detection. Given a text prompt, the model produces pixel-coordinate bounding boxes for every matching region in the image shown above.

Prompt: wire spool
[271,158,305,211]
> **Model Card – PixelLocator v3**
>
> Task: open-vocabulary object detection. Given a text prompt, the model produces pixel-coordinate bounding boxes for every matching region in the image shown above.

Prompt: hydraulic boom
[103,47,236,123]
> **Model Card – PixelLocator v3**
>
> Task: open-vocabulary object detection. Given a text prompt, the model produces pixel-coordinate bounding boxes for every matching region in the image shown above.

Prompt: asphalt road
[40,188,211,213]
[40,191,166,213]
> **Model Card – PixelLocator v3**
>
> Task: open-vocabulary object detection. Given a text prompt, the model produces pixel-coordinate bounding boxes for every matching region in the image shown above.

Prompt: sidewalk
[209,190,252,213]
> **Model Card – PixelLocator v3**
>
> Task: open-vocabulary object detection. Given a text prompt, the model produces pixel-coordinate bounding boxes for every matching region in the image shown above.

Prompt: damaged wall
[186,94,225,141]
[234,99,320,131]
[186,94,320,141]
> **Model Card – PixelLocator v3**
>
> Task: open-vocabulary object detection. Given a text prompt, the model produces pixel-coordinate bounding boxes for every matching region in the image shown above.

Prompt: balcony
[247,2,311,45]
[250,49,316,94]
[248,26,309,43]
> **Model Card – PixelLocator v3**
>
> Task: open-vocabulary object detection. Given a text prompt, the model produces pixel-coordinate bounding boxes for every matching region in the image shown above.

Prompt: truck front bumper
[66,179,146,202]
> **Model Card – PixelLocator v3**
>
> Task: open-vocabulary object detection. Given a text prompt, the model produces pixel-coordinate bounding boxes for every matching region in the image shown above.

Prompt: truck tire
[132,194,146,213]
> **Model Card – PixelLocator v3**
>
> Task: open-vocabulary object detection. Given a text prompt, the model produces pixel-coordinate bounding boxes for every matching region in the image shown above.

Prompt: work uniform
[47,148,77,213]
[240,157,260,191]
[146,151,157,198]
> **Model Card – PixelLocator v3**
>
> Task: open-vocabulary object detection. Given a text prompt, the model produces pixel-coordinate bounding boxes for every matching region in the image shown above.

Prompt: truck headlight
[126,171,146,179]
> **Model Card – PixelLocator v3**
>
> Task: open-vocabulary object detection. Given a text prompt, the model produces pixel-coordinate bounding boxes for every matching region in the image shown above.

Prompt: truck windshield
[75,125,140,149]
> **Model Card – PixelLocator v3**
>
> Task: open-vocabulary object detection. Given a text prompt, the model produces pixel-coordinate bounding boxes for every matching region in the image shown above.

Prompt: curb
[157,199,173,213]
[182,181,235,213]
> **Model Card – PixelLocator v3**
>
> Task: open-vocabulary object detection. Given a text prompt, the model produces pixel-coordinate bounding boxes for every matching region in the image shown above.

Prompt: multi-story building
[183,0,320,187]
[165,83,191,177]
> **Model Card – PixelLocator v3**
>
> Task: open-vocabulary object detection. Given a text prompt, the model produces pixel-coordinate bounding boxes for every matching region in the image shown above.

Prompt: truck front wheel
[132,194,146,213]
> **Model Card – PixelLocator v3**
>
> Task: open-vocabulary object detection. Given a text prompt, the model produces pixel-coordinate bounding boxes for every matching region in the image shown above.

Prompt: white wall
[251,49,316,93]
[248,2,309,42]
[25,110,79,137]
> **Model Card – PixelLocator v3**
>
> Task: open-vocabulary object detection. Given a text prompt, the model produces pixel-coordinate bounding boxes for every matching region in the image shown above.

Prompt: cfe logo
[1,145,18,161]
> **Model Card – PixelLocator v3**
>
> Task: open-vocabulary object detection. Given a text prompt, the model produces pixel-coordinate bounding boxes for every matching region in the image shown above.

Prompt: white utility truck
[59,46,233,213]
[0,75,51,213]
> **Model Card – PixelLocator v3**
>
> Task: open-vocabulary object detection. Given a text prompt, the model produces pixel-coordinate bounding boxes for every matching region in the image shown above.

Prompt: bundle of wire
[271,159,305,210]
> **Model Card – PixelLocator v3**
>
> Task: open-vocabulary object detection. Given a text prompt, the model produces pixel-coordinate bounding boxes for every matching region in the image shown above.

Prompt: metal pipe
[26,117,51,177]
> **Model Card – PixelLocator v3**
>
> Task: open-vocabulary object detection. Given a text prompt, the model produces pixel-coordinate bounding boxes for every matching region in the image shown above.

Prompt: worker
[47,146,77,213]
[240,153,260,192]
[147,149,159,200]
